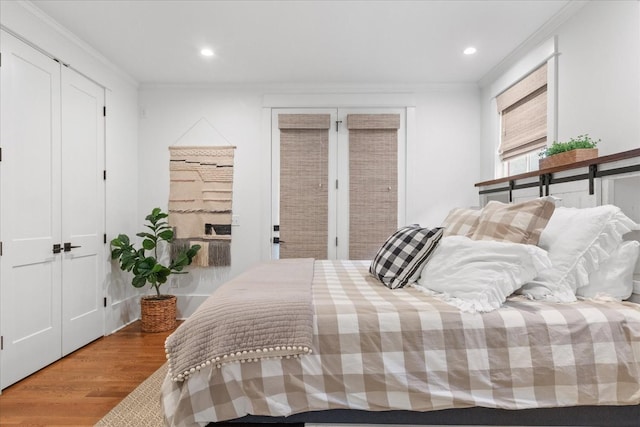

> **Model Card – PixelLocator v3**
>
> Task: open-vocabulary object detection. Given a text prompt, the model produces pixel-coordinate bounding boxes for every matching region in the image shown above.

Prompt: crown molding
[15,0,138,87]
[478,0,588,88]
[138,81,478,93]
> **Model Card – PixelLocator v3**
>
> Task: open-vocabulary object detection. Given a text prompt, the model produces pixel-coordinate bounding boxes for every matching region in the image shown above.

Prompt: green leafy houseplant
[110,208,200,298]
[539,134,600,159]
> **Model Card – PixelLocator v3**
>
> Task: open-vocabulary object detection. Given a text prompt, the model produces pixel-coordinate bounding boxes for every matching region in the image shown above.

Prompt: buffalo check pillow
[370,225,444,289]
[471,197,556,245]
[441,207,481,237]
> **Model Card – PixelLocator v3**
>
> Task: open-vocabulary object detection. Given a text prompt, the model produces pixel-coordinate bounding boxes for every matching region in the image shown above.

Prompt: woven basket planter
[539,148,598,170]
[140,295,177,333]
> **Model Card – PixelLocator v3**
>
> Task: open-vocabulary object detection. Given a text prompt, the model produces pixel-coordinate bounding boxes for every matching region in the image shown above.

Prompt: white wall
[138,84,481,317]
[407,87,482,222]
[479,0,640,181]
[555,0,639,152]
[138,87,265,316]
[0,1,140,334]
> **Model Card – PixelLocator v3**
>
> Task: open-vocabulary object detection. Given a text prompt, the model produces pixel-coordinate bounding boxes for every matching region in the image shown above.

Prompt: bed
[161,200,640,427]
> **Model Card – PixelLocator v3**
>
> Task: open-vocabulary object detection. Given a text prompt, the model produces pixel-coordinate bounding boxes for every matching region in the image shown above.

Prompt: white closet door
[0,31,63,389]
[60,68,105,355]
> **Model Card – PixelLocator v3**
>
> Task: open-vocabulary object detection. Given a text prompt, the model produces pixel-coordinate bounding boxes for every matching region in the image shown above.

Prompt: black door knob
[64,242,82,252]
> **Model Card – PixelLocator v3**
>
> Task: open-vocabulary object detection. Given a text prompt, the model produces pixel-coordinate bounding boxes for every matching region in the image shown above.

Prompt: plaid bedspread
[161,260,640,427]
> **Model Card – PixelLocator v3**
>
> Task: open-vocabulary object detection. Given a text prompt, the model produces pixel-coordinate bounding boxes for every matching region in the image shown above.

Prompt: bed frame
[212,405,640,426]
[475,148,640,211]
[207,151,640,427]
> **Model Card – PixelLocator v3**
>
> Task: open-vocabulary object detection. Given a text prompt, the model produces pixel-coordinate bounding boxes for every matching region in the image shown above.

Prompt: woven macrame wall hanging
[168,145,235,267]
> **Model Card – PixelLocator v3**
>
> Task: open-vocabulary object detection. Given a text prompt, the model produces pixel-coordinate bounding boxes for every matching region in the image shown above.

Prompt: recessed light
[200,48,214,57]
[463,47,477,55]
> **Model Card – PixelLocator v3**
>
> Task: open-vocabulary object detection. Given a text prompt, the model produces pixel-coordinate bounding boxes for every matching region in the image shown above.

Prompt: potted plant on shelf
[110,208,200,332]
[539,134,600,169]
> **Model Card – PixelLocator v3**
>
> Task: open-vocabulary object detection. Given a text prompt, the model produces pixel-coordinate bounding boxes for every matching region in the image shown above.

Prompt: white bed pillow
[415,236,551,313]
[520,205,639,302]
[577,240,640,300]
[626,230,640,276]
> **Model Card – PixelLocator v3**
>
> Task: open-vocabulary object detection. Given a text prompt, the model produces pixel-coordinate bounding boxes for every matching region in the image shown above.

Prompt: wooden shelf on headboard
[474,147,640,202]
[475,147,640,188]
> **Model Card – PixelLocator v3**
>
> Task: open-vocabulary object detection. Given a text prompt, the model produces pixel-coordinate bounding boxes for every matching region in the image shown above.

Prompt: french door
[271,108,406,260]
[0,31,105,389]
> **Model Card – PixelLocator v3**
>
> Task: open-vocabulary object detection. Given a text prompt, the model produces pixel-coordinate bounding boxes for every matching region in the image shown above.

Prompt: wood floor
[0,321,175,426]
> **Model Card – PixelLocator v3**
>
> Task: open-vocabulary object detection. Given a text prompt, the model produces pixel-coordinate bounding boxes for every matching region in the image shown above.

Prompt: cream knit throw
[165,258,315,381]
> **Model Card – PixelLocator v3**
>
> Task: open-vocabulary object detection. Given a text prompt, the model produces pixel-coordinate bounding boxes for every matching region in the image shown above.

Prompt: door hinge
[103,170,106,180]
[0,241,3,256]
[335,179,339,189]
[104,233,107,244]
[0,146,2,161]
[335,120,342,131]
[1,336,3,350]
[103,106,106,117]
[335,237,338,246]
[104,297,107,308]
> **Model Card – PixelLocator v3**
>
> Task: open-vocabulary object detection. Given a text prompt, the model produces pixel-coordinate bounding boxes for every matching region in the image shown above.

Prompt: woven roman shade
[278,114,331,130]
[347,114,400,130]
[347,114,399,260]
[497,63,548,161]
[278,114,330,259]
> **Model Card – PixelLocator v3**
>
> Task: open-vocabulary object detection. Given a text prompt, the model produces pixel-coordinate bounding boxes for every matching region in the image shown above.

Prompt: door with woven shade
[274,110,335,259]
[340,111,404,260]
[272,108,406,261]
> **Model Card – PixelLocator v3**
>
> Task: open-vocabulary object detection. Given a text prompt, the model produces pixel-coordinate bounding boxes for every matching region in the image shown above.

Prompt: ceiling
[30,0,573,86]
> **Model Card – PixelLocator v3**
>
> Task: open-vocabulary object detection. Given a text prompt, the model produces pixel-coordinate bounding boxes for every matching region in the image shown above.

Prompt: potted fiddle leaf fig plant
[110,207,200,332]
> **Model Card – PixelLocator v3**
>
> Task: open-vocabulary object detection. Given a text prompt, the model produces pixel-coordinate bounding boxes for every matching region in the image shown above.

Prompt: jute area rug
[95,363,166,426]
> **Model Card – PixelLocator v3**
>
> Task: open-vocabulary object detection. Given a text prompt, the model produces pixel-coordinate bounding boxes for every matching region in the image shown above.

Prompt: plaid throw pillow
[370,226,444,289]
[441,207,481,237]
[472,197,556,245]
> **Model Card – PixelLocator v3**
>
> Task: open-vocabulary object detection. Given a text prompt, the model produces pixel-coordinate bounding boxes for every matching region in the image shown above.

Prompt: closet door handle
[53,244,63,254]
[64,242,82,252]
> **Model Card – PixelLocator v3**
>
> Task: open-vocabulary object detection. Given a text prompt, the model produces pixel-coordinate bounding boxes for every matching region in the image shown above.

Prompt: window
[501,151,540,177]
[497,63,548,174]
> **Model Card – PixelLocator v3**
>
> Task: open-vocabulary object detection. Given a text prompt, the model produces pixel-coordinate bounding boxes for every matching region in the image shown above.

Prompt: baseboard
[175,294,210,319]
